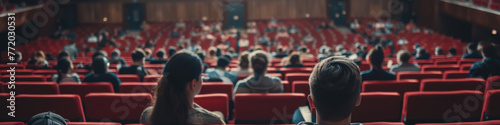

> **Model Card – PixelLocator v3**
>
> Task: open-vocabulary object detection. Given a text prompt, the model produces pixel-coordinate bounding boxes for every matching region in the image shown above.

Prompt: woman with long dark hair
[140,51,225,125]
[52,58,81,84]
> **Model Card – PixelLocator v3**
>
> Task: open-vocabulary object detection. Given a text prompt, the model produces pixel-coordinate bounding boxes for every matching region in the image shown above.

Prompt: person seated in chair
[150,50,168,64]
[118,49,151,82]
[361,46,396,81]
[468,42,500,79]
[414,48,431,60]
[390,50,420,74]
[206,56,237,84]
[463,42,483,59]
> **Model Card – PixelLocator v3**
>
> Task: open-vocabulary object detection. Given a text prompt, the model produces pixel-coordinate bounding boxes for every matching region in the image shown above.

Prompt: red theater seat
[362,79,420,96]
[460,63,473,71]
[1,75,46,82]
[67,122,122,125]
[199,82,233,100]
[486,76,500,91]
[59,82,114,97]
[0,69,33,75]
[415,120,500,125]
[279,67,313,76]
[286,73,310,85]
[33,70,58,75]
[420,78,485,92]
[0,122,24,125]
[397,71,443,82]
[434,60,458,65]
[421,65,459,72]
[16,94,86,122]
[144,74,162,82]
[2,82,59,94]
[0,64,24,70]
[119,82,156,93]
[402,91,483,124]
[117,75,140,82]
[234,93,306,124]
[194,93,229,119]
[352,92,402,122]
[84,93,152,123]
[292,81,310,95]
[459,59,482,65]
[281,81,290,92]
[482,89,500,121]
[443,70,469,79]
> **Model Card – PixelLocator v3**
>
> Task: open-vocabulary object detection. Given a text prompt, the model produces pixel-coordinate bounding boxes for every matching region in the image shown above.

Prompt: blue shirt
[361,68,396,81]
[83,72,122,92]
[206,69,238,84]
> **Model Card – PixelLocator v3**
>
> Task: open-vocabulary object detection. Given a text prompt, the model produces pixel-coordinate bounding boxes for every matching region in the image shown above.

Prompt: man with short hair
[468,42,500,79]
[361,46,396,81]
[414,48,431,60]
[150,50,168,64]
[206,56,237,84]
[390,50,420,74]
[118,49,151,82]
[294,56,362,125]
[463,42,483,59]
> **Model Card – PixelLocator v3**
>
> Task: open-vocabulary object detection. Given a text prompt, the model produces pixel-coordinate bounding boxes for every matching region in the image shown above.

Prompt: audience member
[299,47,314,59]
[197,52,210,73]
[27,50,50,69]
[447,47,457,57]
[119,49,151,82]
[273,47,288,58]
[463,42,483,59]
[63,41,79,60]
[140,51,225,125]
[390,50,420,74]
[205,47,218,62]
[302,32,315,43]
[468,42,500,79]
[434,47,445,56]
[109,49,127,66]
[150,50,168,64]
[27,112,68,125]
[83,56,121,92]
[234,50,283,97]
[414,48,431,60]
[206,56,237,84]
[361,46,396,81]
[284,54,304,68]
[231,52,252,76]
[52,58,81,84]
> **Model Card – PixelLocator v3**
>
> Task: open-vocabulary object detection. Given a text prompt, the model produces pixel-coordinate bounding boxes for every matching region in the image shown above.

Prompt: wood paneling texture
[77,2,123,23]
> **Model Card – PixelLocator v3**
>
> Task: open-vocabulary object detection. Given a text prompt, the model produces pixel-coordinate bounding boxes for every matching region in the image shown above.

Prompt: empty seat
[16,94,86,122]
[0,122,24,125]
[434,60,458,65]
[1,75,46,82]
[2,82,59,94]
[482,89,500,121]
[0,69,33,75]
[199,82,233,100]
[84,93,152,123]
[119,82,156,93]
[420,78,485,92]
[443,70,469,79]
[66,122,122,125]
[402,91,483,124]
[33,70,58,75]
[281,81,290,92]
[59,82,114,97]
[234,93,306,124]
[194,93,229,119]
[292,81,310,95]
[117,74,140,82]
[414,120,500,125]
[362,79,420,96]
[397,71,443,82]
[352,92,402,122]
[144,74,162,82]
[286,73,310,85]
[486,76,500,91]
[279,67,313,76]
[421,65,460,72]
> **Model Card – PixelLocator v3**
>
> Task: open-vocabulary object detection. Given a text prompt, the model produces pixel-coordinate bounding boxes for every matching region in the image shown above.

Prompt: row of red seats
[1,90,499,124]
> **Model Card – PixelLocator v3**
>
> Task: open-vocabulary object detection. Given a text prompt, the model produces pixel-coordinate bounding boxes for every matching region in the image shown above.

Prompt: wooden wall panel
[246,0,327,20]
[349,0,391,18]
[145,1,220,22]
[77,2,123,23]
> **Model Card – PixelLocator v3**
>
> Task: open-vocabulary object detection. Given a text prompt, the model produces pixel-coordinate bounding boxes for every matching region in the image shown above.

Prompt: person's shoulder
[140,106,153,124]
[267,75,282,83]
[360,70,371,75]
[192,106,225,124]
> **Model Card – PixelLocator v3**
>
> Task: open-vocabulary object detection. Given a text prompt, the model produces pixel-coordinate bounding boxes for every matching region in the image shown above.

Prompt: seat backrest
[33,70,58,75]
[0,122,25,125]
[3,82,59,94]
[194,93,229,119]
[460,64,474,71]
[0,93,15,121]
[279,67,313,76]
[421,78,485,92]
[59,82,114,97]
[119,82,156,93]
[486,76,500,91]
[482,89,500,121]
[1,75,46,82]
[434,60,458,65]
[234,93,306,124]
[352,92,402,122]
[144,74,162,82]
[443,70,469,79]
[421,65,460,72]
[0,69,33,75]
[362,79,420,96]
[199,82,233,100]
[292,81,310,95]
[397,71,443,82]
[281,81,290,92]
[402,91,483,124]
[117,75,140,82]
[286,73,310,85]
[84,93,152,123]
[16,94,86,122]
[66,122,121,125]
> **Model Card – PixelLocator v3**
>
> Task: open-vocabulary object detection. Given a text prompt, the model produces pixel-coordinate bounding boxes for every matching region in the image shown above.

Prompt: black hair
[92,51,108,60]
[448,47,457,55]
[481,44,499,58]
[168,47,177,57]
[309,56,361,122]
[111,50,121,57]
[467,42,478,51]
[367,45,384,68]
[56,58,72,84]
[131,49,146,62]
[149,51,203,125]
[435,47,444,55]
[197,52,205,61]
[289,54,301,65]
[57,51,70,60]
[156,50,165,59]
[300,47,308,53]
[397,50,411,63]
[92,56,108,75]
[216,56,230,68]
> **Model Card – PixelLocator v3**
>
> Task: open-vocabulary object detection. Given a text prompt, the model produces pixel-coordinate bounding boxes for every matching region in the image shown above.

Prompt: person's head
[144,48,153,58]
[448,47,457,56]
[92,56,109,75]
[131,49,146,65]
[148,51,203,125]
[34,51,46,61]
[396,50,411,63]
[336,45,344,52]
[27,112,68,125]
[250,50,269,75]
[413,43,420,49]
[239,52,250,69]
[467,42,479,52]
[156,50,166,59]
[197,52,205,61]
[435,47,444,56]
[300,47,308,53]
[216,56,230,68]
[309,57,361,123]
[277,47,284,54]
[14,51,22,62]
[366,46,384,68]
[417,48,427,56]
[208,47,217,56]
[92,50,108,60]
[479,42,499,59]
[289,53,301,65]
[168,47,177,57]
[56,58,73,83]
[111,49,121,57]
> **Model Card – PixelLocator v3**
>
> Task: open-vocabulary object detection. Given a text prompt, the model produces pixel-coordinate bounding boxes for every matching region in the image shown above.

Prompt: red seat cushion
[397,71,443,82]
[16,94,86,122]
[362,79,420,96]
[67,122,121,125]
[486,76,500,91]
[352,92,402,122]
[83,93,152,122]
[420,78,485,92]
[234,93,306,124]
[2,82,59,94]
[443,70,469,79]
[292,81,310,95]
[199,82,233,100]
[421,65,460,72]
[0,122,25,125]
[117,75,140,82]
[1,75,46,82]
[194,93,229,119]
[59,82,114,97]
[119,82,156,93]
[482,89,500,121]
[286,73,310,85]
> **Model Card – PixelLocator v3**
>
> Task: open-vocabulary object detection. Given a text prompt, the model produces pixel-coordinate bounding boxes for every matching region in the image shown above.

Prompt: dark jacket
[83,72,122,92]
[462,51,483,59]
[467,57,500,79]
[361,68,396,81]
